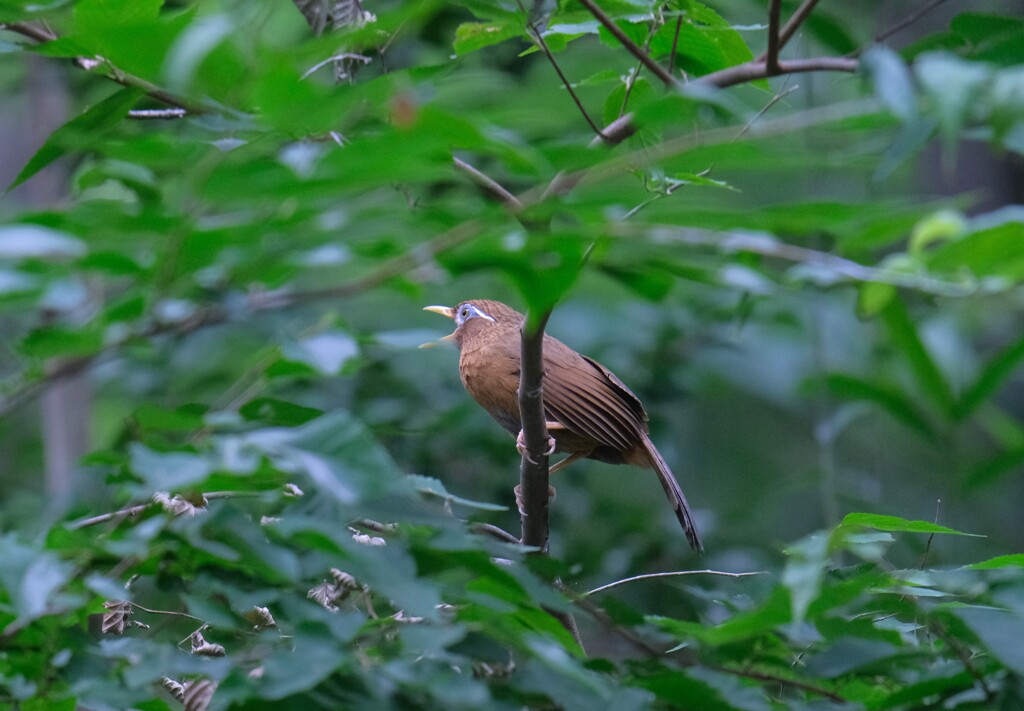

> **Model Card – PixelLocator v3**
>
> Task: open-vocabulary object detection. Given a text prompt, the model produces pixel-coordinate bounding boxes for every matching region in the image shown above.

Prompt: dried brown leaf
[243,605,276,630]
[190,630,226,657]
[101,600,132,635]
[161,677,186,702]
[183,678,217,711]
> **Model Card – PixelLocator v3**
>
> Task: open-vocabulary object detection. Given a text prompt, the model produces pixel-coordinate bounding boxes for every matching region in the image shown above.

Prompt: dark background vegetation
[1,0,1024,709]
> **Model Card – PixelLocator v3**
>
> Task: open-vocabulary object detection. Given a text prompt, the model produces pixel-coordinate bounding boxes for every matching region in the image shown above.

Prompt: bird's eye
[459,306,471,319]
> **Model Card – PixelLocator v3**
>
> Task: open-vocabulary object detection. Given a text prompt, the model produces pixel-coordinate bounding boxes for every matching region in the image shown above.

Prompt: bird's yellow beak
[423,305,455,319]
[420,305,457,348]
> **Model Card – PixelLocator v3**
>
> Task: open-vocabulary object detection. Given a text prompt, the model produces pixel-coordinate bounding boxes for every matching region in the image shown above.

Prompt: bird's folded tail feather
[641,434,703,553]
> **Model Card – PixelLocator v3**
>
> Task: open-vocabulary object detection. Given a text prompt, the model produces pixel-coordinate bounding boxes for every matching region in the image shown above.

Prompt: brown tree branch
[0,20,56,43]
[1,21,208,114]
[765,0,783,73]
[779,0,823,49]
[518,308,553,550]
[697,56,858,89]
[756,0,823,61]
[471,522,522,545]
[576,0,679,88]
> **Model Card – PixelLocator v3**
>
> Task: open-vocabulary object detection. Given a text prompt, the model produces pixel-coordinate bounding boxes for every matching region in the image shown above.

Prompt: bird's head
[423,299,522,349]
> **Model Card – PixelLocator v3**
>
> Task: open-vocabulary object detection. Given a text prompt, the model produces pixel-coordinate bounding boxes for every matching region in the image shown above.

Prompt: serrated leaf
[967,554,1024,569]
[834,512,980,538]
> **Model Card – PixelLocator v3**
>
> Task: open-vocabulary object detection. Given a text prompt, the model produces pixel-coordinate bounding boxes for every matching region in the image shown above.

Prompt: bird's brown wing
[541,343,648,451]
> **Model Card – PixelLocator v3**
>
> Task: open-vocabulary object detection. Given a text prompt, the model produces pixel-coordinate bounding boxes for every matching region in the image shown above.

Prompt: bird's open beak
[420,305,457,348]
[423,305,455,319]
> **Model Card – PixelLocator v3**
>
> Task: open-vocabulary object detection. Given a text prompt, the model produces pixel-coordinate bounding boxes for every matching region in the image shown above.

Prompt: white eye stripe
[458,304,496,323]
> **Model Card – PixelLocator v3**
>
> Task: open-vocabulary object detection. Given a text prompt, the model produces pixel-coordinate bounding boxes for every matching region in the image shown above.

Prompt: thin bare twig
[517,2,606,139]
[67,491,250,530]
[667,15,683,77]
[706,664,846,703]
[453,157,524,210]
[874,0,949,46]
[518,308,553,550]
[128,602,206,622]
[928,619,995,700]
[577,0,679,88]
[471,522,523,545]
[586,569,765,596]
[618,15,662,119]
[737,83,800,138]
[765,0,783,73]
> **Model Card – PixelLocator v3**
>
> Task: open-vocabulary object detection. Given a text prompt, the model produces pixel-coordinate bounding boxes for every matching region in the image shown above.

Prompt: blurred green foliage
[2,0,1024,708]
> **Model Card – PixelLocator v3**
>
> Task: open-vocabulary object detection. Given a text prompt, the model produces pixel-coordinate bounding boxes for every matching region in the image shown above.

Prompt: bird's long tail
[641,434,703,553]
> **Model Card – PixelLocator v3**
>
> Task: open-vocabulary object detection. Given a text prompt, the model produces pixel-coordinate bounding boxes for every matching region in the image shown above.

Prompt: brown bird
[425,299,702,552]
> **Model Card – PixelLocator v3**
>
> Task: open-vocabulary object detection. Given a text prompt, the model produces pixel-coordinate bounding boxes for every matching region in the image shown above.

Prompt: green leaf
[0,535,74,623]
[598,263,673,301]
[454,20,523,55]
[950,12,1024,64]
[964,447,1024,488]
[954,606,1024,675]
[74,0,162,30]
[967,554,1024,569]
[861,45,918,122]
[20,326,103,358]
[879,298,956,415]
[129,444,214,490]
[783,532,829,624]
[833,512,979,539]
[856,281,895,317]
[956,331,1024,419]
[649,586,791,646]
[239,398,323,426]
[909,209,968,255]
[406,474,507,511]
[281,331,359,376]
[131,403,206,433]
[928,210,1024,278]
[915,52,991,153]
[651,2,755,77]
[821,373,936,439]
[9,88,142,190]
